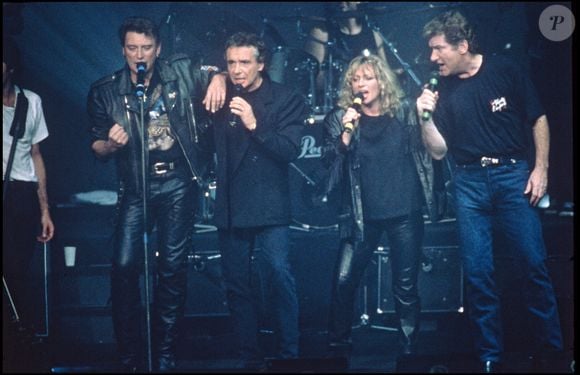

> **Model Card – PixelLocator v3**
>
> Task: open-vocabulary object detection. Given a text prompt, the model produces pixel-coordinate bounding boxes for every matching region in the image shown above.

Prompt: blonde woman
[319,54,441,360]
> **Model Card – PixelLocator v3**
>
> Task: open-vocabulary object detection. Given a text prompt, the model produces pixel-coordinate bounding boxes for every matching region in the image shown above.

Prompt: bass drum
[289,119,339,230]
[268,46,319,112]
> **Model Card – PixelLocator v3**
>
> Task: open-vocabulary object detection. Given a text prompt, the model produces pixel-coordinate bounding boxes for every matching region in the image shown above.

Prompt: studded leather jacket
[88,54,215,196]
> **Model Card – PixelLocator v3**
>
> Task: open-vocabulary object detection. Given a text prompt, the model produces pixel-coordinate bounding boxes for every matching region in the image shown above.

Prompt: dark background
[3,2,574,208]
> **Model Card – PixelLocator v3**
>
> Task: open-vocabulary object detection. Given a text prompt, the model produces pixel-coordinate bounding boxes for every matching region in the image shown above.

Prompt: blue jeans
[219,225,299,362]
[453,160,563,363]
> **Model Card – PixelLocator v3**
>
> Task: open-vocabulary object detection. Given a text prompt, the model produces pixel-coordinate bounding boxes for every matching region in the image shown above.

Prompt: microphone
[421,73,439,121]
[344,93,364,134]
[228,84,243,127]
[135,62,147,98]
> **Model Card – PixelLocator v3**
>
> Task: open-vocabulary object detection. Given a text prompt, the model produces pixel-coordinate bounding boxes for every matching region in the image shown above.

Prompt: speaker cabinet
[359,246,464,322]
[185,251,229,317]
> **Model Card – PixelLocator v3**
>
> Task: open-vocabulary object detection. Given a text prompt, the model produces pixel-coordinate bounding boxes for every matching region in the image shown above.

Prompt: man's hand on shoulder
[204,72,227,113]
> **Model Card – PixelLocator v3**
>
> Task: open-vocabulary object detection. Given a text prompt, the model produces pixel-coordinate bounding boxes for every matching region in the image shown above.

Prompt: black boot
[399,332,418,356]
[154,273,186,372]
[119,356,139,373]
[157,354,176,372]
[111,268,142,373]
[396,299,420,356]
[155,319,178,372]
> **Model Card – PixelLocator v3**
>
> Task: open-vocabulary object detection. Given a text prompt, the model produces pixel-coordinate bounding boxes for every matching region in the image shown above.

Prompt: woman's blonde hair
[337,54,403,117]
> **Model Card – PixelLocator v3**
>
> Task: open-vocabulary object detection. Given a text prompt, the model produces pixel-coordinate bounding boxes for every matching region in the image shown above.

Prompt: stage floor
[5,314,574,373]
[3,207,574,373]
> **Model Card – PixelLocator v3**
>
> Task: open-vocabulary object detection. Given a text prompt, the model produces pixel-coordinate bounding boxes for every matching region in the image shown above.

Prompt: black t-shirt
[333,23,377,64]
[357,113,423,219]
[433,55,544,165]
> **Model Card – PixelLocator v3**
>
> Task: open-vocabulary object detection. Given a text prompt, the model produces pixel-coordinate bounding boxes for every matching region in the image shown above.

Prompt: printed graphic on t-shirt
[147,86,175,151]
[490,97,507,113]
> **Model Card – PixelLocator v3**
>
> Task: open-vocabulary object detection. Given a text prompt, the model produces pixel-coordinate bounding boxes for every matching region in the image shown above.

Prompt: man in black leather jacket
[319,54,443,360]
[87,16,225,372]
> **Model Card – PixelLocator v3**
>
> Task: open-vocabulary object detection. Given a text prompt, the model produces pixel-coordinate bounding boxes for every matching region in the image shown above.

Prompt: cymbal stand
[366,18,422,89]
[304,58,318,115]
[323,41,337,114]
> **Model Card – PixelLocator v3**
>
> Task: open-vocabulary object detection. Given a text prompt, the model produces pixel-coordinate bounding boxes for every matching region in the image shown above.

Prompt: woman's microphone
[344,93,364,134]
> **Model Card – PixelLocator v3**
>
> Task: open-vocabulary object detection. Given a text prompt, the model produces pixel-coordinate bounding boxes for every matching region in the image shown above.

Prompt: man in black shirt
[416,11,563,373]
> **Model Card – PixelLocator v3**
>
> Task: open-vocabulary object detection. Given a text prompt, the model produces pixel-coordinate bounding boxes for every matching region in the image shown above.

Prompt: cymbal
[169,3,256,46]
[268,15,326,23]
[259,21,287,47]
[329,8,387,20]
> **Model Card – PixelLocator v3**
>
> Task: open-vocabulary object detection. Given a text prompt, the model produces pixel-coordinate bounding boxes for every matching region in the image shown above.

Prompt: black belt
[477,156,518,167]
[150,161,179,175]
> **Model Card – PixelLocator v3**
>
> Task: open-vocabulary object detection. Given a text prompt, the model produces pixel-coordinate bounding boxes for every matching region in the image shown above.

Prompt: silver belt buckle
[480,156,498,167]
[153,162,168,175]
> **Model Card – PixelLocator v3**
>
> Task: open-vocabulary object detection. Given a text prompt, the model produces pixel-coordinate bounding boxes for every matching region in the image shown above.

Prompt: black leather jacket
[320,99,445,241]
[88,54,214,196]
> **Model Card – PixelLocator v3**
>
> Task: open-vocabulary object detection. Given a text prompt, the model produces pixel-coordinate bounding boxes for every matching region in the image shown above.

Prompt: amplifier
[358,246,464,320]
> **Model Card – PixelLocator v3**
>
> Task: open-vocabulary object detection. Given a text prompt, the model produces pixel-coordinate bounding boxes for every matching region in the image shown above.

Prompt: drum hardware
[290,120,342,231]
[188,252,221,272]
[365,18,422,89]
[268,46,319,114]
[268,15,327,23]
[196,170,217,233]
[259,16,286,48]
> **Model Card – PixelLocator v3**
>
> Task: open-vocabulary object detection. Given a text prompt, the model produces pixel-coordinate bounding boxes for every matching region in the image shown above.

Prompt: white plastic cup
[64,246,77,267]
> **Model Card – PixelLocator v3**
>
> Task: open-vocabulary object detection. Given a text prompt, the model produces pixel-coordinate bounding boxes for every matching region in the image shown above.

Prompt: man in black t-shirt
[416,11,563,373]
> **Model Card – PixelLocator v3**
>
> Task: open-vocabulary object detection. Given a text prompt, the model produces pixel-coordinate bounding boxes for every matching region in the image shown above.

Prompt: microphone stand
[137,91,153,373]
[366,18,422,89]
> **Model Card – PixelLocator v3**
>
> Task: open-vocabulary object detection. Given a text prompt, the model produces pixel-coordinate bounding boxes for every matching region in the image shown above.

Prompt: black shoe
[157,354,176,372]
[327,341,352,360]
[399,341,417,357]
[243,359,267,371]
[120,357,139,373]
[481,360,501,373]
[120,362,138,373]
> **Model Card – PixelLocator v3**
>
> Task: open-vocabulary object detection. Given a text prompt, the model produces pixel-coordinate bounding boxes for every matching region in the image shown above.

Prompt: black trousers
[3,180,41,329]
[110,168,196,366]
[328,209,424,349]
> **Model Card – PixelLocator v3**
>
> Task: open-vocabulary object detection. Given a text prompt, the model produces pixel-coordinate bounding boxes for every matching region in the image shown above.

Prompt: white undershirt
[3,86,49,182]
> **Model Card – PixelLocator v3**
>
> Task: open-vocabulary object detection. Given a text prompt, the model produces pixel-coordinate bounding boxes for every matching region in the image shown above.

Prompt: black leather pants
[110,169,195,369]
[328,210,424,353]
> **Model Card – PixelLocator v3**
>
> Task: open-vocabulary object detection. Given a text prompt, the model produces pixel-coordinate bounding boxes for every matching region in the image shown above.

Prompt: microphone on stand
[228,84,243,127]
[344,93,364,133]
[135,62,147,98]
[421,73,439,121]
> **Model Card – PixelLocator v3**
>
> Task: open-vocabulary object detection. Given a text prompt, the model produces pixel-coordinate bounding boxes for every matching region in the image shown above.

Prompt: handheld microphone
[135,62,147,98]
[344,93,364,134]
[228,84,243,127]
[421,73,439,121]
